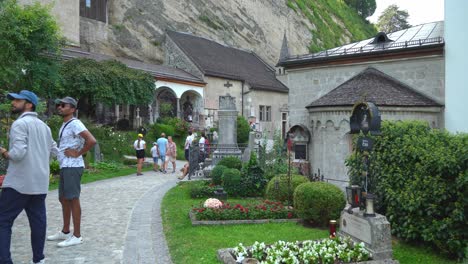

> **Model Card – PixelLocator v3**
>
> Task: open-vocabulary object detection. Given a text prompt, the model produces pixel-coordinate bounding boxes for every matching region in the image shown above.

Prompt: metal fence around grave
[188,143,260,180]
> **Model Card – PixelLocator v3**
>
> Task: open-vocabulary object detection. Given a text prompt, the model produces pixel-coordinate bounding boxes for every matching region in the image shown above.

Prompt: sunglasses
[56,103,69,108]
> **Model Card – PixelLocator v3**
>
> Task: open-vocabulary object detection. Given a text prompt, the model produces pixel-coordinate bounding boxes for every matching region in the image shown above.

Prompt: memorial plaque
[340,213,372,244]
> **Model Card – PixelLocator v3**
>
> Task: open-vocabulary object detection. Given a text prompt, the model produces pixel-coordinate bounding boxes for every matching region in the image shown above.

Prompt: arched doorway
[180,90,203,126]
[153,87,177,121]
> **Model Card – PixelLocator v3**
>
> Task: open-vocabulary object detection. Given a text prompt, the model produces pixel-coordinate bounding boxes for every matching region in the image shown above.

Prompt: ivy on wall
[60,58,155,106]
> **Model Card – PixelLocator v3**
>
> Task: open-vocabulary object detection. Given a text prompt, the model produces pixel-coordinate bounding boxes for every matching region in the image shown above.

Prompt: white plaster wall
[247,90,288,138]
[155,80,204,99]
[445,0,468,132]
[18,0,80,45]
[204,76,243,115]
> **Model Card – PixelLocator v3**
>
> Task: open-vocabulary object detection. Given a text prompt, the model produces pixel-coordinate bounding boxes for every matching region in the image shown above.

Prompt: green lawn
[162,182,459,264]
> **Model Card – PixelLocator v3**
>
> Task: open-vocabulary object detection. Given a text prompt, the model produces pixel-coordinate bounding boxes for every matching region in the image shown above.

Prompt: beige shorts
[167,156,176,162]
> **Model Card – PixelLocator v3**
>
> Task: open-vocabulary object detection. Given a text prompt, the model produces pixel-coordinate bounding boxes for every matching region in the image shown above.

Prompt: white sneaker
[57,235,83,247]
[30,259,45,264]
[47,231,71,241]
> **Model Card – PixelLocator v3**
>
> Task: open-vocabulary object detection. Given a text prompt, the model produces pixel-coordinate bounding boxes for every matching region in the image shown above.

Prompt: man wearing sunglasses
[0,90,57,264]
[47,97,96,248]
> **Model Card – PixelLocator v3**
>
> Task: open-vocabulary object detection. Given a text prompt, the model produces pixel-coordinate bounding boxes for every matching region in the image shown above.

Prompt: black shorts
[184,149,190,161]
[136,149,145,159]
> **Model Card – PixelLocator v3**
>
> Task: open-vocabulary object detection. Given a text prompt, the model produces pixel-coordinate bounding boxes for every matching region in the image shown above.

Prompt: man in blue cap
[0,90,57,264]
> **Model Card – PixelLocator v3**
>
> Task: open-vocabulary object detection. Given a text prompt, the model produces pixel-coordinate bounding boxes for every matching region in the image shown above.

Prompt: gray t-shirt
[57,119,87,168]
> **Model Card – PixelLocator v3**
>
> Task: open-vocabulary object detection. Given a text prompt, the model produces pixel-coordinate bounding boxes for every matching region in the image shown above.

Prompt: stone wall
[18,0,80,45]
[307,106,443,190]
[286,56,445,130]
[164,36,204,79]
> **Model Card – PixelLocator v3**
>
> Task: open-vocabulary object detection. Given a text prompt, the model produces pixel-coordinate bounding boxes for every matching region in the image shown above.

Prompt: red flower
[287,212,293,219]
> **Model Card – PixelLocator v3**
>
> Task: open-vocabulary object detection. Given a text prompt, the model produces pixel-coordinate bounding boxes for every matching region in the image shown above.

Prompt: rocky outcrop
[80,0,338,66]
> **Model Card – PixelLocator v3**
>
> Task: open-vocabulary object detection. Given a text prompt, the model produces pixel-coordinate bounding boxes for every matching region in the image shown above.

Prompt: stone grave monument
[212,94,242,165]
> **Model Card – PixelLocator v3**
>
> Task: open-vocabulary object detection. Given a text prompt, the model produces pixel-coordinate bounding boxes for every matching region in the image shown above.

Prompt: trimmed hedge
[293,182,345,227]
[211,165,227,185]
[240,152,267,197]
[265,174,309,203]
[217,156,242,170]
[222,168,242,196]
[346,120,468,259]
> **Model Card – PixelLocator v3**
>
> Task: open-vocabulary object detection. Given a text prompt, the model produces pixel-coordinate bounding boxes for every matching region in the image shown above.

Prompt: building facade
[278,22,445,189]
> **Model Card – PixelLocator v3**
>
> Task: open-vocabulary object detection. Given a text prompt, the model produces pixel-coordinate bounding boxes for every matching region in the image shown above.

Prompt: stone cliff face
[80,0,334,66]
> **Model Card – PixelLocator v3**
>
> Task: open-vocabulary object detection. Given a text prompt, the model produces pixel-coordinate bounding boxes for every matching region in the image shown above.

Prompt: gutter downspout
[241,81,245,117]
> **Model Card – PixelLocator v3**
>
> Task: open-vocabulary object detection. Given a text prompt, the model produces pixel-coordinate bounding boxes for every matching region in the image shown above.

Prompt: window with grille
[259,105,271,121]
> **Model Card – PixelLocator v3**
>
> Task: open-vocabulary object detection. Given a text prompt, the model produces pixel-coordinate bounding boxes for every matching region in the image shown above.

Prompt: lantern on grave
[346,185,362,209]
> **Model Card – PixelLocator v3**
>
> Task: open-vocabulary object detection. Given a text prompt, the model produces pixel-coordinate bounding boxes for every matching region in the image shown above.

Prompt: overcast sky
[368,0,445,26]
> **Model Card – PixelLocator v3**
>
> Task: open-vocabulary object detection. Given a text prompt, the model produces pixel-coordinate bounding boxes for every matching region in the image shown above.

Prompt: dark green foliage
[237,115,250,144]
[122,158,138,166]
[189,180,216,198]
[211,165,227,185]
[344,0,376,18]
[0,0,63,96]
[148,123,175,142]
[240,153,267,197]
[60,58,155,107]
[49,159,60,175]
[376,4,410,33]
[346,120,468,259]
[287,0,377,52]
[293,182,346,226]
[158,117,190,137]
[222,168,242,196]
[217,156,243,170]
[265,174,309,203]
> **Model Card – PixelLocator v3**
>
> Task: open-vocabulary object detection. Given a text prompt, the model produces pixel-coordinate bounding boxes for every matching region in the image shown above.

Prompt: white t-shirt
[185,134,193,150]
[57,119,87,168]
[134,139,146,150]
[150,145,158,157]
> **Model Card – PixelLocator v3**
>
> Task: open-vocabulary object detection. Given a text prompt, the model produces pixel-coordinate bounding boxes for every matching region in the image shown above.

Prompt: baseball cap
[55,97,78,108]
[153,142,157,145]
[138,133,144,137]
[7,90,39,106]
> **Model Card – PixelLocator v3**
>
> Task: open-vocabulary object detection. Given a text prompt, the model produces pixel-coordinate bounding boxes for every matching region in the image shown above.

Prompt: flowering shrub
[203,198,223,209]
[192,200,296,220]
[233,237,371,263]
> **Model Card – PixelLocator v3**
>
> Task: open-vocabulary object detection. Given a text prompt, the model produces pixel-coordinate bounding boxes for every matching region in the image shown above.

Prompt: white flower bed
[232,237,371,264]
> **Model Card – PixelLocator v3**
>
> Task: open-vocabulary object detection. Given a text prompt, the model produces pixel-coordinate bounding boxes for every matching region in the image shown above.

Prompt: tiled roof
[167,30,288,93]
[306,67,442,108]
[61,47,205,84]
[280,21,444,66]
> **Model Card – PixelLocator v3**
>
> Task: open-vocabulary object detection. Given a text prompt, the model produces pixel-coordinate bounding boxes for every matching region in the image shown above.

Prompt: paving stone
[9,160,186,263]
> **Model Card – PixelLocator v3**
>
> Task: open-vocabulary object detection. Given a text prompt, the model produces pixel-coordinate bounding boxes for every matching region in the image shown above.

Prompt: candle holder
[364,193,376,217]
[329,220,337,238]
[345,185,362,214]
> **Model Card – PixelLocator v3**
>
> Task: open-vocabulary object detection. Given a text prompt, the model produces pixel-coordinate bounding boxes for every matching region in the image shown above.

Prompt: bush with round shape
[211,165,227,185]
[222,168,241,196]
[265,174,308,202]
[293,182,346,227]
[217,156,242,170]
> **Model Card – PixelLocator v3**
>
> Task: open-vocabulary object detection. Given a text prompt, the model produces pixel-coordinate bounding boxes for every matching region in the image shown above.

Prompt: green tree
[376,4,411,33]
[236,115,250,144]
[0,0,63,97]
[344,0,376,19]
[60,58,155,107]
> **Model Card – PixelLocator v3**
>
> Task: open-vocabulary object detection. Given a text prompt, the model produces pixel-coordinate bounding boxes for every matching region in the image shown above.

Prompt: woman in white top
[133,133,146,176]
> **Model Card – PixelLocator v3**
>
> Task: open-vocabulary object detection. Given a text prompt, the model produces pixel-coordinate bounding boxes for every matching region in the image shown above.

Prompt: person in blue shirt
[156,133,168,173]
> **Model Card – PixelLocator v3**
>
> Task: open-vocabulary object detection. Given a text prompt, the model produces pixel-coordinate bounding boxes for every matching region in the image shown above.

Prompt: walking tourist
[133,133,146,176]
[150,142,159,172]
[165,136,177,173]
[156,133,168,173]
